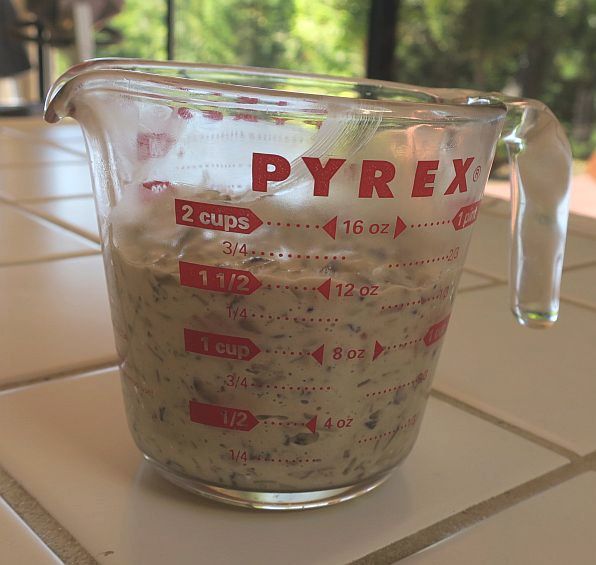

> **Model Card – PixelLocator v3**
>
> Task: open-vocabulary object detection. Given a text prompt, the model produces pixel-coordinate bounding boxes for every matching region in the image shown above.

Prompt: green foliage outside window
[92,0,594,157]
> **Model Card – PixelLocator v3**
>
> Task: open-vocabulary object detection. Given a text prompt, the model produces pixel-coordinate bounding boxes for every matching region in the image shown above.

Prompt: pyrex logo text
[251,153,476,198]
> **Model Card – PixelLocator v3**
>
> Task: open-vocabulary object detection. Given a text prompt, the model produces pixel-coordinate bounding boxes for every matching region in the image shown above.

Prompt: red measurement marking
[262,420,302,427]
[423,315,451,346]
[387,249,458,268]
[366,370,429,397]
[385,338,424,351]
[322,216,338,239]
[137,132,175,160]
[452,200,481,230]
[234,113,258,122]
[317,278,331,299]
[394,216,407,238]
[357,415,418,444]
[324,216,407,239]
[311,344,325,365]
[266,348,306,357]
[268,279,380,299]
[237,96,259,104]
[306,416,317,433]
[265,283,317,291]
[184,329,260,361]
[252,457,322,464]
[177,107,193,120]
[250,250,346,261]
[383,317,450,353]
[175,199,263,234]
[304,120,322,129]
[252,383,331,392]
[248,312,339,324]
[380,287,450,311]
[335,282,379,298]
[372,341,385,361]
[409,220,451,228]
[225,373,332,391]
[189,401,259,431]
[142,180,172,192]
[262,415,317,433]
[179,262,261,295]
[265,220,321,230]
[202,109,224,121]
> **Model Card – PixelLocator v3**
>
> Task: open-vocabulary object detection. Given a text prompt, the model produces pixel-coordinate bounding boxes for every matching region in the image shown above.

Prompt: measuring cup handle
[499,97,572,327]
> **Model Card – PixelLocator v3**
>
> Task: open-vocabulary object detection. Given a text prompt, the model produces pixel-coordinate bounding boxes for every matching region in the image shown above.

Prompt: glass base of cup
[144,453,392,510]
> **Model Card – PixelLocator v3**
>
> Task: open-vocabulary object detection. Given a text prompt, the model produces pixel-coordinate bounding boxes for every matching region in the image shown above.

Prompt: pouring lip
[44,57,508,124]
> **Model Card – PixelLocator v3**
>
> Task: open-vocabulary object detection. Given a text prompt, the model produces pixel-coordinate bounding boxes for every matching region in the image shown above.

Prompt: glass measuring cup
[45,59,571,510]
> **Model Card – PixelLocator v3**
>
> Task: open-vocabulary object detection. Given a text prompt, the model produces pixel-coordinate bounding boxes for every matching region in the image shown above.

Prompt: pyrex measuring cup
[45,59,571,510]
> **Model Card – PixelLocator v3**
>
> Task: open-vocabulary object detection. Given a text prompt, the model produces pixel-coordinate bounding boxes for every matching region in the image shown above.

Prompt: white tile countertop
[1,117,595,565]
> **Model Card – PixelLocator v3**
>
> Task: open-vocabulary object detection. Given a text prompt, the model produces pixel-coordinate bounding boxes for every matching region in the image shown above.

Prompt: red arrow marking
[179,262,261,295]
[452,201,481,231]
[373,340,385,361]
[317,278,331,299]
[189,401,259,431]
[306,416,318,434]
[393,216,407,239]
[175,199,263,234]
[322,216,338,240]
[311,344,325,365]
[184,329,260,361]
[423,315,451,346]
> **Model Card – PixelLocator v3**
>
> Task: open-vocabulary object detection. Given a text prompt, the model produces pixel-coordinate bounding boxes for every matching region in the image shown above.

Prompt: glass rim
[45,58,508,123]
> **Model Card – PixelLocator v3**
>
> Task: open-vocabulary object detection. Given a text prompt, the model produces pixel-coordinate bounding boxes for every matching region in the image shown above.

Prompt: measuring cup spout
[498,97,572,328]
[44,60,96,122]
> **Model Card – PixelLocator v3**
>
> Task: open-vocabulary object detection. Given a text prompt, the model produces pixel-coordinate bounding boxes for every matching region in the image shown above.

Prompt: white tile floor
[1,121,87,157]
[0,117,595,564]
[434,285,596,455]
[23,197,100,242]
[0,162,93,201]
[457,271,495,291]
[0,255,116,386]
[400,472,596,565]
[464,212,596,280]
[561,265,596,309]
[0,204,98,266]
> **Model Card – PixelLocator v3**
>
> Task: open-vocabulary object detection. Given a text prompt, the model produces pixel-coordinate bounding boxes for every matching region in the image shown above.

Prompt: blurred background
[1,0,594,162]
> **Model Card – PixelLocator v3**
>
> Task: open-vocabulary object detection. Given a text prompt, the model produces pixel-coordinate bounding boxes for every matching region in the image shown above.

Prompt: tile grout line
[429,389,581,461]
[566,226,596,242]
[0,360,118,394]
[461,262,596,283]
[1,127,88,158]
[460,265,507,283]
[560,259,596,273]
[18,205,101,245]
[0,159,85,168]
[0,465,98,565]
[0,194,94,204]
[559,295,596,314]
[457,281,503,294]
[350,451,596,565]
[0,198,101,247]
[480,203,596,241]
[0,250,101,269]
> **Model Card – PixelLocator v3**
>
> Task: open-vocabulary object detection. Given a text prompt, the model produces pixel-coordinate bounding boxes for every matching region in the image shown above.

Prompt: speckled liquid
[104,181,463,493]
